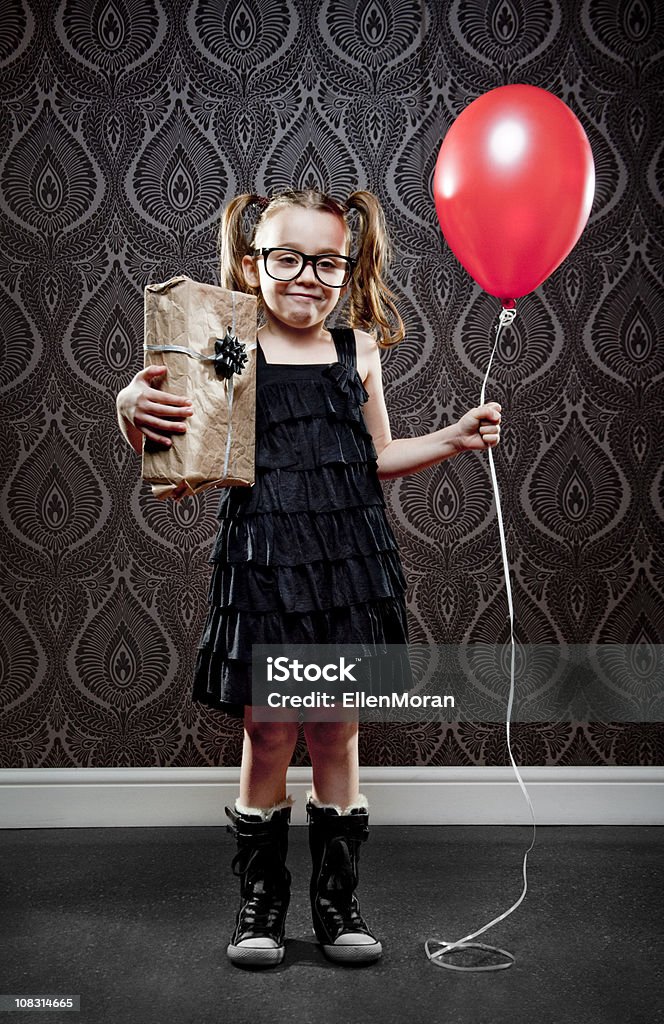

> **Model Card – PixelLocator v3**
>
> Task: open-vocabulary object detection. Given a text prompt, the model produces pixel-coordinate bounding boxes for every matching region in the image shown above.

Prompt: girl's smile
[286,291,323,301]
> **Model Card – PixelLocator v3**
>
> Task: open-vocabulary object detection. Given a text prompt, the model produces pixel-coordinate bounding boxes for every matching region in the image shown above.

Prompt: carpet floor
[1,824,661,1024]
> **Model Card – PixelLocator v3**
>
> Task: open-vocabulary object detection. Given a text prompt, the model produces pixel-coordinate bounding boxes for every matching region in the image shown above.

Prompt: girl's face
[242,206,349,334]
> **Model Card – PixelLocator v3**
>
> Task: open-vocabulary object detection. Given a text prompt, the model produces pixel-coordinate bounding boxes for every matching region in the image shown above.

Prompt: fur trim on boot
[234,794,295,821]
[305,790,368,816]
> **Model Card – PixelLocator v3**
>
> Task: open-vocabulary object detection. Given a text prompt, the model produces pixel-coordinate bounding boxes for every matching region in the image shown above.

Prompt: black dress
[192,327,411,718]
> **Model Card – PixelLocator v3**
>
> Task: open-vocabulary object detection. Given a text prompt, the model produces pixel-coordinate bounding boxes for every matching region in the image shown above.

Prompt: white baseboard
[1,767,662,826]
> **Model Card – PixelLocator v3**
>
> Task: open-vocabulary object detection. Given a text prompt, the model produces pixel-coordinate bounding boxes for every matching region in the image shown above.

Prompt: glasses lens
[315,256,351,287]
[265,249,304,281]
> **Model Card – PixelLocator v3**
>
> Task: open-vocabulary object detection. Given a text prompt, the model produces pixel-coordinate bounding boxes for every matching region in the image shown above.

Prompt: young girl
[116,188,501,970]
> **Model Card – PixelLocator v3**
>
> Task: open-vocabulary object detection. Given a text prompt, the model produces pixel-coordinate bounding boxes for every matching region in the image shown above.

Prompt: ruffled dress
[192,327,411,717]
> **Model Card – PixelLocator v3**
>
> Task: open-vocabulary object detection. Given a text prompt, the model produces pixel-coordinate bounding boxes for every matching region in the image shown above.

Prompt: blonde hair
[216,188,405,348]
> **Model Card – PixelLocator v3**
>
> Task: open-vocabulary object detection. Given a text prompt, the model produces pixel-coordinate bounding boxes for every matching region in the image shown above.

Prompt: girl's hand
[116,365,194,447]
[453,402,502,453]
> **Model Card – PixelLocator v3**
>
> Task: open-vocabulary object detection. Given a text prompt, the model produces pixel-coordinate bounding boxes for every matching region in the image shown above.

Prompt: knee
[244,719,299,755]
[304,721,358,752]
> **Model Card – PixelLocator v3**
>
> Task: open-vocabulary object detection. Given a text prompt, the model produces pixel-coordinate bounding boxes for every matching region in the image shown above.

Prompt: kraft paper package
[142,274,257,500]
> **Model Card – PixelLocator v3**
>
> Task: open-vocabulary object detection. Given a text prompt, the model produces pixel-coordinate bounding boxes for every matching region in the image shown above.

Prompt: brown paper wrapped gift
[142,275,257,500]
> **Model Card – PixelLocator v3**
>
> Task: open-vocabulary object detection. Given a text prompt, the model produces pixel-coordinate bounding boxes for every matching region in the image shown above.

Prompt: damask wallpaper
[1,0,662,769]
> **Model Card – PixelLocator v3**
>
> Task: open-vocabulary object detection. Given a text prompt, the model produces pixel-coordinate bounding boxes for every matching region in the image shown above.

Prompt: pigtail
[216,194,266,295]
[345,190,405,348]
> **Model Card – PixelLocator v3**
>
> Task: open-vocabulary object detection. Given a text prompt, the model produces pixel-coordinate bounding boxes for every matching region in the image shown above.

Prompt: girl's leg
[302,719,360,807]
[225,706,300,969]
[239,704,300,808]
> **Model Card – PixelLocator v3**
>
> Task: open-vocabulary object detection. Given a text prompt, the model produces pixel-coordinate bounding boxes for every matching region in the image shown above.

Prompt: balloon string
[425,304,537,972]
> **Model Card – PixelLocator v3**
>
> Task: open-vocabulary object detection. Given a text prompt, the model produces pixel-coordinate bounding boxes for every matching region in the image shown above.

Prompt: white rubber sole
[227,942,285,968]
[313,928,383,963]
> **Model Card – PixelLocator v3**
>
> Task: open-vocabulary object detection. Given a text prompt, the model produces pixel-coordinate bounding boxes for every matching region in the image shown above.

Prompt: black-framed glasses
[253,247,356,288]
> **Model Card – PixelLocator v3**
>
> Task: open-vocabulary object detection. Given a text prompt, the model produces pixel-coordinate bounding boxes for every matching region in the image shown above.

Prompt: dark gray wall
[1,0,662,767]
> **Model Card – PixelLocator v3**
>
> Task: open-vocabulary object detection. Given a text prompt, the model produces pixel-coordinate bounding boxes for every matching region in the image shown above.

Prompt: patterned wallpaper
[1,0,662,769]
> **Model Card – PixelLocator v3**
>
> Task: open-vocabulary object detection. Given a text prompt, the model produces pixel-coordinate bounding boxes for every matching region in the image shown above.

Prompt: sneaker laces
[316,834,372,935]
[231,844,290,937]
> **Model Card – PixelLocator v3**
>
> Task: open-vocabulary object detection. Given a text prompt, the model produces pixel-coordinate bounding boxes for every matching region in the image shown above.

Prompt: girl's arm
[357,332,501,481]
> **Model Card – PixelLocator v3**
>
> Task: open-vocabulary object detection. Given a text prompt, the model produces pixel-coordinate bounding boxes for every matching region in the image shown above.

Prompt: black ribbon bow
[322,362,370,405]
[213,328,248,379]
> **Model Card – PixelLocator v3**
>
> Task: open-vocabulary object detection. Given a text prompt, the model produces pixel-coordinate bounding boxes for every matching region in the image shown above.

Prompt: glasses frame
[252,247,356,288]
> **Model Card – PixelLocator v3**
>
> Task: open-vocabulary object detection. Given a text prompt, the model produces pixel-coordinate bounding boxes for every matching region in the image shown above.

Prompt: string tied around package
[424,304,537,973]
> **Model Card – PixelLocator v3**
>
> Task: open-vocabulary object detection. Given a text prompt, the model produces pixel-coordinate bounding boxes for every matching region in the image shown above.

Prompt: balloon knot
[498,306,517,329]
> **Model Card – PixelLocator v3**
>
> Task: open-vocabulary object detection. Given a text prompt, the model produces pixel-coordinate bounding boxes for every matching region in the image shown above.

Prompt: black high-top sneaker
[224,803,292,968]
[306,795,382,964]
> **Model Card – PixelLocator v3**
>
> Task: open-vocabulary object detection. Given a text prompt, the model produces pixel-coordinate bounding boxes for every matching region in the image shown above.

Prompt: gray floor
[0,825,662,1024]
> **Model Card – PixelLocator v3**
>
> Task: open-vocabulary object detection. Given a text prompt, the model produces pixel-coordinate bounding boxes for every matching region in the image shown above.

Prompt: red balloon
[433,84,595,306]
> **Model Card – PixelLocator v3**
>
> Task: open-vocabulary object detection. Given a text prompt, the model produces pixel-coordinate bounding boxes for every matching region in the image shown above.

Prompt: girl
[116,188,501,970]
